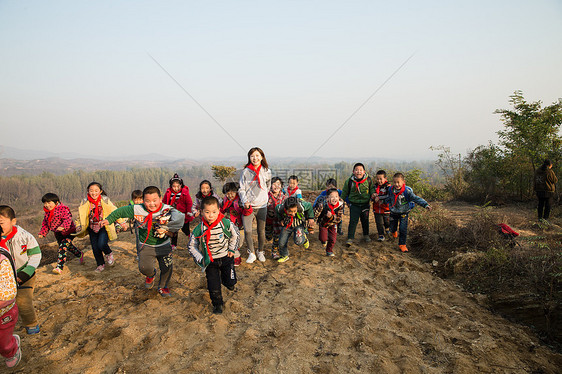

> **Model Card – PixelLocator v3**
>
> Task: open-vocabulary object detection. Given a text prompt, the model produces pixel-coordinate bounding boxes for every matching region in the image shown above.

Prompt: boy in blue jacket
[379,173,431,252]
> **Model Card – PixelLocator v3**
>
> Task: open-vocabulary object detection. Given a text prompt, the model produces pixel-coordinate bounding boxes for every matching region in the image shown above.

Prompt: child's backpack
[0,247,18,287]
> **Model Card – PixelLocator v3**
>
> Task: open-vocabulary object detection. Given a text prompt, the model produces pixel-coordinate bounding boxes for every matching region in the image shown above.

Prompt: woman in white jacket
[239,147,272,263]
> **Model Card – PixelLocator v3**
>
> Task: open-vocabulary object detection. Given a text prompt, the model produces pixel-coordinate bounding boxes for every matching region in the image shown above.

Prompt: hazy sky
[1,1,561,160]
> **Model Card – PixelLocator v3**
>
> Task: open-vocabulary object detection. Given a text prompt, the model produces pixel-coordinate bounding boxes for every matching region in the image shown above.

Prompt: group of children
[0,149,432,365]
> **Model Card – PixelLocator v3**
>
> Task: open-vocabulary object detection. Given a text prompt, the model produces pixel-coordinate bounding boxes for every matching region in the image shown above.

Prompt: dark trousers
[138,246,173,289]
[389,213,408,245]
[88,227,112,266]
[537,191,553,220]
[347,203,370,239]
[54,232,82,269]
[374,213,390,236]
[205,256,237,307]
[319,225,337,252]
[171,222,190,246]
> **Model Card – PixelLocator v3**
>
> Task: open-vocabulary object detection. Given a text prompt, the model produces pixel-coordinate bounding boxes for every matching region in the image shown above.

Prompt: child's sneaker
[277,256,290,263]
[234,257,241,266]
[79,251,85,265]
[272,251,280,260]
[391,231,398,238]
[158,288,171,297]
[145,275,155,289]
[25,325,40,335]
[257,251,266,262]
[321,242,327,248]
[212,304,223,314]
[52,267,63,275]
[399,245,408,252]
[105,253,115,266]
[363,235,372,243]
[303,240,310,249]
[378,235,385,242]
[326,251,335,257]
[346,239,353,247]
[246,252,257,264]
[95,265,105,273]
[5,335,21,368]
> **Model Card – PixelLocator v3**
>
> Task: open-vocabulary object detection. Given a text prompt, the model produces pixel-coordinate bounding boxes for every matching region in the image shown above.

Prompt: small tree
[430,145,467,198]
[211,165,237,183]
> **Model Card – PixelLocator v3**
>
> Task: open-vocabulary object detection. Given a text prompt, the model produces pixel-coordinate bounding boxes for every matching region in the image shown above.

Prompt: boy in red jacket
[38,193,84,274]
[162,174,193,249]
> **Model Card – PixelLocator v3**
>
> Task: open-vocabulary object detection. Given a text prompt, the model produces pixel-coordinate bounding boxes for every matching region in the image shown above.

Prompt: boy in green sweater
[101,186,184,297]
[341,163,376,247]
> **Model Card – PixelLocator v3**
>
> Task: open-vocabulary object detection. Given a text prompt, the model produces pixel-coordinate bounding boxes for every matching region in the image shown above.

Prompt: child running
[188,196,240,314]
[286,175,303,198]
[0,206,42,335]
[314,188,344,257]
[372,170,392,241]
[220,182,251,266]
[192,180,222,218]
[341,163,375,246]
[75,182,120,273]
[0,245,22,368]
[101,186,185,297]
[380,173,431,252]
[313,178,344,235]
[38,193,84,274]
[162,173,193,249]
[266,177,287,259]
[239,147,271,263]
[275,197,315,263]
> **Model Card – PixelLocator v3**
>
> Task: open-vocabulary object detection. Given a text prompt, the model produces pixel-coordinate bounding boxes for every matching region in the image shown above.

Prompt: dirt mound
[13,213,562,373]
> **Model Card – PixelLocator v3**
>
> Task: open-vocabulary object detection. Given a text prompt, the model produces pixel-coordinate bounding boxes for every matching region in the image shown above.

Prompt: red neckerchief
[269,191,283,206]
[87,195,102,219]
[393,185,406,206]
[196,213,225,262]
[170,189,181,207]
[247,164,263,189]
[287,186,299,196]
[140,203,163,247]
[221,196,238,214]
[44,206,55,224]
[0,226,18,249]
[285,210,294,228]
[327,202,338,216]
[353,175,368,192]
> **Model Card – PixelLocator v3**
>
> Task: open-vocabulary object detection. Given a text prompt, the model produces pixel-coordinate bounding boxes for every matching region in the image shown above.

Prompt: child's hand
[194,211,200,218]
[100,219,110,227]
[155,228,167,236]
[371,193,377,200]
[38,234,44,238]
[56,226,65,232]
[120,222,129,231]
[244,202,251,210]
[374,196,380,202]
[426,205,432,211]
[227,252,234,258]
[326,211,332,218]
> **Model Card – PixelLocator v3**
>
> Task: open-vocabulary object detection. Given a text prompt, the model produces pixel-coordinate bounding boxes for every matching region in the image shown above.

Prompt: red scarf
[270,191,283,206]
[327,202,338,216]
[221,196,238,214]
[393,185,406,206]
[170,190,180,207]
[87,195,102,220]
[285,210,294,228]
[44,206,55,224]
[353,175,368,193]
[196,213,225,262]
[142,203,163,238]
[287,186,299,196]
[0,226,18,249]
[247,164,263,189]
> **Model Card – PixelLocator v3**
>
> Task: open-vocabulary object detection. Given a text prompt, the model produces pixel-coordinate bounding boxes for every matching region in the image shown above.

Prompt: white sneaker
[105,253,115,266]
[246,252,257,263]
[257,251,266,262]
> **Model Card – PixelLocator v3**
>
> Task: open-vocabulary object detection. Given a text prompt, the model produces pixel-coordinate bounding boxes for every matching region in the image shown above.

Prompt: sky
[1,0,561,161]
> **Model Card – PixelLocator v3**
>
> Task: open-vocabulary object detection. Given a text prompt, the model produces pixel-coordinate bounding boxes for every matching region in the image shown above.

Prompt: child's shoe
[246,252,257,264]
[234,256,241,266]
[79,251,85,265]
[257,251,266,262]
[363,235,372,243]
[145,275,155,289]
[346,239,353,247]
[326,251,335,257]
[391,231,398,238]
[5,335,21,368]
[226,284,236,291]
[158,288,171,297]
[277,256,290,263]
[271,251,280,260]
[105,253,115,266]
[303,240,310,249]
[52,267,63,275]
[95,265,105,273]
[212,304,223,314]
[399,245,408,252]
[378,235,385,242]
[25,325,40,335]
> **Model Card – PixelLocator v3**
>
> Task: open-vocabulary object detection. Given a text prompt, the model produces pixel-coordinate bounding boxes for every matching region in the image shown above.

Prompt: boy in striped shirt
[188,196,240,314]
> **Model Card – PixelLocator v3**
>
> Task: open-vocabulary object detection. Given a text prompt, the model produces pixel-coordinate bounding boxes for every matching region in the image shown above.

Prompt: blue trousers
[389,213,408,246]
[278,225,307,257]
[88,227,112,266]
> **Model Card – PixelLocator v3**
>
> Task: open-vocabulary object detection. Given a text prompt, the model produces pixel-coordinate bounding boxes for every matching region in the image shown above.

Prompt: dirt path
[12,210,562,374]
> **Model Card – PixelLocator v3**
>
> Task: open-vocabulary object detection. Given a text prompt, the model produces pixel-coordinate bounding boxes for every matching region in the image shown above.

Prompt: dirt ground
[10,205,562,374]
